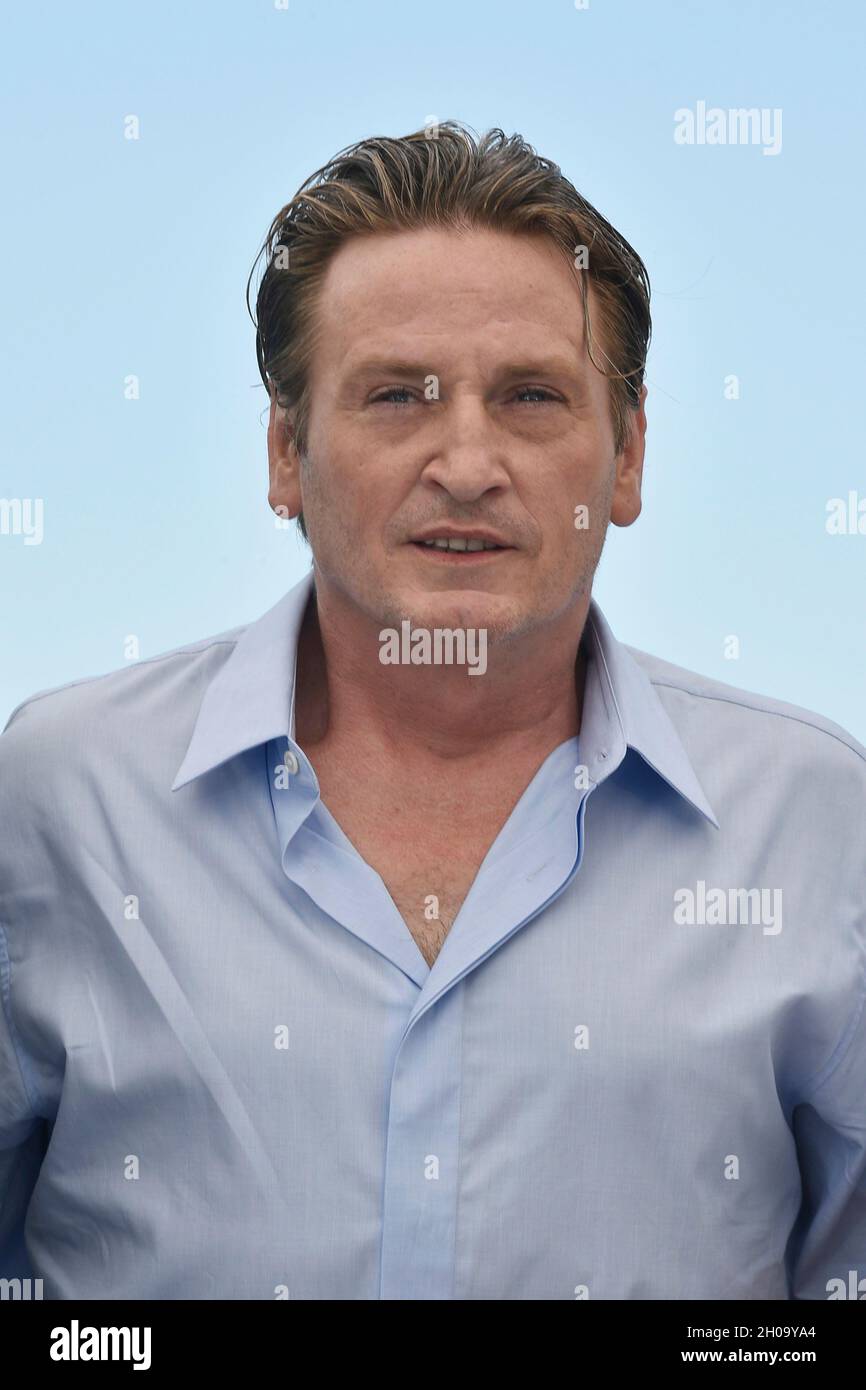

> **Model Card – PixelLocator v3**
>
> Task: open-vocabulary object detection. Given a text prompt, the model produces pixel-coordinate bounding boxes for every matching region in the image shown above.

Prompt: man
[1,122,864,1301]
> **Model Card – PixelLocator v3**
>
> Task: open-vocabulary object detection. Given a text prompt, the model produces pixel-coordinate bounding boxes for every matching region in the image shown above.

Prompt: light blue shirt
[1,567,864,1300]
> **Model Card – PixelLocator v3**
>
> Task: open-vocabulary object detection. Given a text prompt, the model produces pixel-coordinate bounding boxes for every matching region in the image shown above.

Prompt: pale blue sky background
[2,0,864,738]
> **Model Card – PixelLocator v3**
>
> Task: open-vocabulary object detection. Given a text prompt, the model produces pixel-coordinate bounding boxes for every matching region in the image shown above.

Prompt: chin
[403,592,523,639]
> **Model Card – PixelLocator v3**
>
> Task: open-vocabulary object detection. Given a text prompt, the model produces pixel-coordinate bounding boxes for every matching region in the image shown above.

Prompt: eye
[514,386,560,405]
[370,387,418,407]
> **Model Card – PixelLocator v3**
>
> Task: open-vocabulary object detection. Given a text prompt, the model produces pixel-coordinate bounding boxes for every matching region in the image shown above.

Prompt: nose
[420,392,511,503]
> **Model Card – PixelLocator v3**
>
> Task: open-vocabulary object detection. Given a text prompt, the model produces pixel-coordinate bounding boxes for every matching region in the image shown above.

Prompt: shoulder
[625,642,866,788]
[0,621,246,784]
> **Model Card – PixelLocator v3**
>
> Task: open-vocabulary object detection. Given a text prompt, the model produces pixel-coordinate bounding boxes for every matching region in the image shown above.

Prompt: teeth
[420,537,501,551]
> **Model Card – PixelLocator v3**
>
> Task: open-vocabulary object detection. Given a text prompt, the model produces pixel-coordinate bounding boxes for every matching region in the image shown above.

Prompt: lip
[410,527,513,548]
[409,542,511,562]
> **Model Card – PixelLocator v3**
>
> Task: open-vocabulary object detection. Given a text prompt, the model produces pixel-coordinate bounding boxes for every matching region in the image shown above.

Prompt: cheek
[525,464,612,575]
[564,439,615,511]
[308,456,404,554]
[527,448,605,530]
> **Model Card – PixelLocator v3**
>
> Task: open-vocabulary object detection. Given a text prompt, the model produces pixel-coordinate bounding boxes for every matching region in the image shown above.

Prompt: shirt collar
[171,567,719,828]
[579,602,719,828]
[171,569,314,791]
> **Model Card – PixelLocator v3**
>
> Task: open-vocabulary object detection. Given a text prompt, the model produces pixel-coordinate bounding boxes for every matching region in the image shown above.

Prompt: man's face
[268,224,645,643]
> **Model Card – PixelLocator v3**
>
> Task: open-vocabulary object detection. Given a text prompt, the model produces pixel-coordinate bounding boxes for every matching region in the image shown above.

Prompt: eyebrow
[345,359,434,380]
[499,358,587,382]
[343,356,586,382]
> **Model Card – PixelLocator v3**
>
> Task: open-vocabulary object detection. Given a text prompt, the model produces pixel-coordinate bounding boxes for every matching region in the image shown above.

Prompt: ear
[610,384,647,528]
[267,384,303,522]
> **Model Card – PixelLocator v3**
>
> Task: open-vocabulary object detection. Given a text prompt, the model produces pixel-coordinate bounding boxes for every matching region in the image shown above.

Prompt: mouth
[408,532,515,561]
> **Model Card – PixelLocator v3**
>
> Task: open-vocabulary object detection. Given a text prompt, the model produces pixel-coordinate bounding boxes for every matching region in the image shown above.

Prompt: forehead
[312,224,590,364]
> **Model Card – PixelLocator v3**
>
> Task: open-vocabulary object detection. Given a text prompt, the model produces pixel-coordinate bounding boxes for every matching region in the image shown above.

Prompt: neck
[294,574,591,770]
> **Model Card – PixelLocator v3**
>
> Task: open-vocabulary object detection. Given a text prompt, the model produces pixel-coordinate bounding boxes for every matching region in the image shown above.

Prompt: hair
[247,120,651,542]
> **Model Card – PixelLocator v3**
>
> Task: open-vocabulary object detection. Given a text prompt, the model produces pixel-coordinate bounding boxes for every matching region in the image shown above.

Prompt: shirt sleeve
[788,972,866,1300]
[0,921,45,1282]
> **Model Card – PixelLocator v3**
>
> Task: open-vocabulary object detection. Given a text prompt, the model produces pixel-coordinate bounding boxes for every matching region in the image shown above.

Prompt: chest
[314,768,518,967]
[373,859,482,967]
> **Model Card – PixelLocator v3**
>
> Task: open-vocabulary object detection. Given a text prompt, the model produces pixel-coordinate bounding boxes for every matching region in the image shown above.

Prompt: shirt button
[283,749,300,775]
